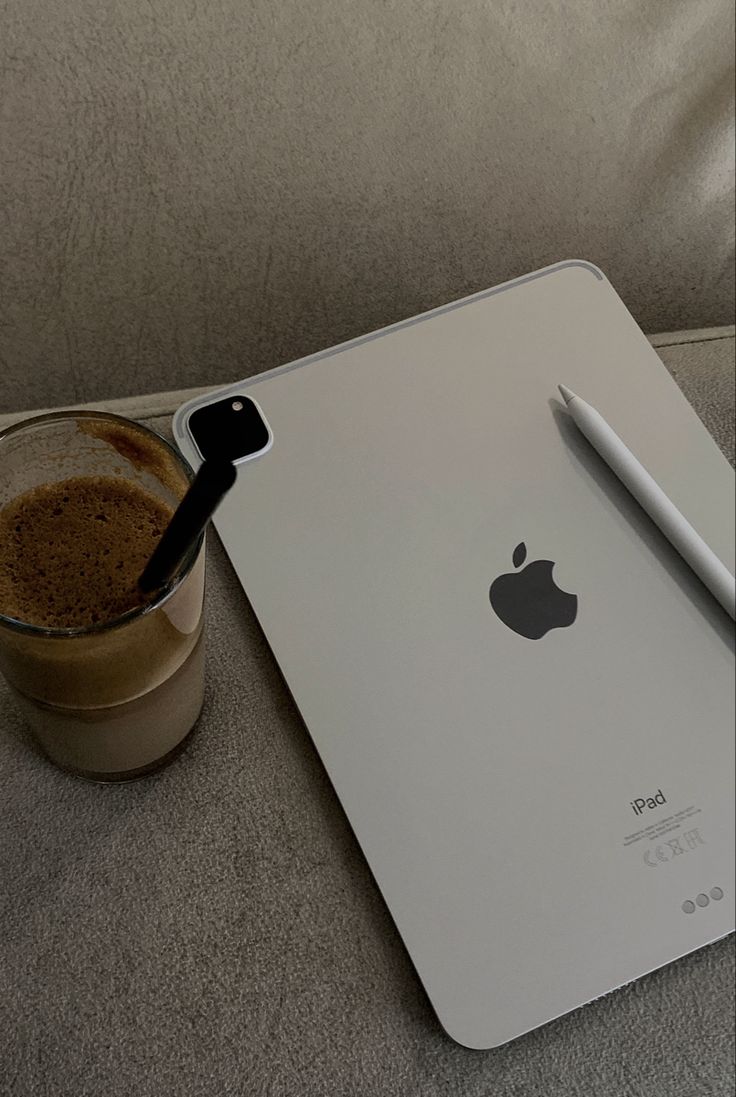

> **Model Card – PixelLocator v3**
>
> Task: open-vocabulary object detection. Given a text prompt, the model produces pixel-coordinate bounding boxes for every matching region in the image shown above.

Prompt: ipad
[173,261,735,1048]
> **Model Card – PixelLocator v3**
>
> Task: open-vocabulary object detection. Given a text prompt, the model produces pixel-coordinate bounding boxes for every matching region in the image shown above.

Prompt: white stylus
[558,384,736,620]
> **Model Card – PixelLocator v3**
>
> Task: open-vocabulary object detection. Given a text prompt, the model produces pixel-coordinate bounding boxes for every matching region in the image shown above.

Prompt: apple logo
[489,542,578,639]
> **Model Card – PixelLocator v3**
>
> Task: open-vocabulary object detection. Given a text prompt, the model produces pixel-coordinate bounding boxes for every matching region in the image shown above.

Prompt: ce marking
[642,829,705,867]
[644,846,671,866]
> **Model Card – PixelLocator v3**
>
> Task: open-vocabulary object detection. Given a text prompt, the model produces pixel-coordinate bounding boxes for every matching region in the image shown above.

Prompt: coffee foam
[0,476,173,629]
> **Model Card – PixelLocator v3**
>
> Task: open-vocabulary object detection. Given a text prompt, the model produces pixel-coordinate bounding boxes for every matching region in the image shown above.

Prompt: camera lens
[188,395,271,463]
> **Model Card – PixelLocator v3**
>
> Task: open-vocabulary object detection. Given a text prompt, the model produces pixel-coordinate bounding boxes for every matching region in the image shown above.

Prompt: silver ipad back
[174,262,735,1048]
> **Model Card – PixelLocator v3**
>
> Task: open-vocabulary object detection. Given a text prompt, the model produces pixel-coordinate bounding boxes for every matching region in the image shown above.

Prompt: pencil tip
[558,384,575,404]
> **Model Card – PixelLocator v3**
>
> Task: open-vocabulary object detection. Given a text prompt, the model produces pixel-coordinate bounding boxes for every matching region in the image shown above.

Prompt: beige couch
[1,4,734,1095]
[1,1,734,415]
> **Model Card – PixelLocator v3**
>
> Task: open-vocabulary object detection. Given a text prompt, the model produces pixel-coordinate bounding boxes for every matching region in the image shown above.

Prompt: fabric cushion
[0,333,734,1095]
[1,1,734,413]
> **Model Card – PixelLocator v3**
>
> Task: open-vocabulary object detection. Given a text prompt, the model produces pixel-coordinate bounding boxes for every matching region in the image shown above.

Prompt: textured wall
[1,0,734,412]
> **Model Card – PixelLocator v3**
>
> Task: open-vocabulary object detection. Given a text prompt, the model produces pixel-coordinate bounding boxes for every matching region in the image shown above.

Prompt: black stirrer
[138,458,236,593]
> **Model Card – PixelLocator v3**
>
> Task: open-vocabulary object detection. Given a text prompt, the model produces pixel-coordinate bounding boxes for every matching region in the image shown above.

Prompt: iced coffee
[0,412,206,780]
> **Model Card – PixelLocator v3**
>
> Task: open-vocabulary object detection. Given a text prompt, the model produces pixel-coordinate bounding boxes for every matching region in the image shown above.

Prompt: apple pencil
[558,384,736,621]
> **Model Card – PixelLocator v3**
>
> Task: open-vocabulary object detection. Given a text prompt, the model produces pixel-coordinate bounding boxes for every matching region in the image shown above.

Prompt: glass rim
[0,409,201,640]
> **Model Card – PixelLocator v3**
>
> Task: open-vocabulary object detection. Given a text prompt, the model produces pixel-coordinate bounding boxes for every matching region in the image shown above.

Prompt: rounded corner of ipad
[429,1002,518,1051]
[554,258,608,283]
[436,1021,514,1052]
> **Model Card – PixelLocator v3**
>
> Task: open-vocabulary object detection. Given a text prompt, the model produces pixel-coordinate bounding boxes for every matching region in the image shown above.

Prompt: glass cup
[0,412,206,781]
